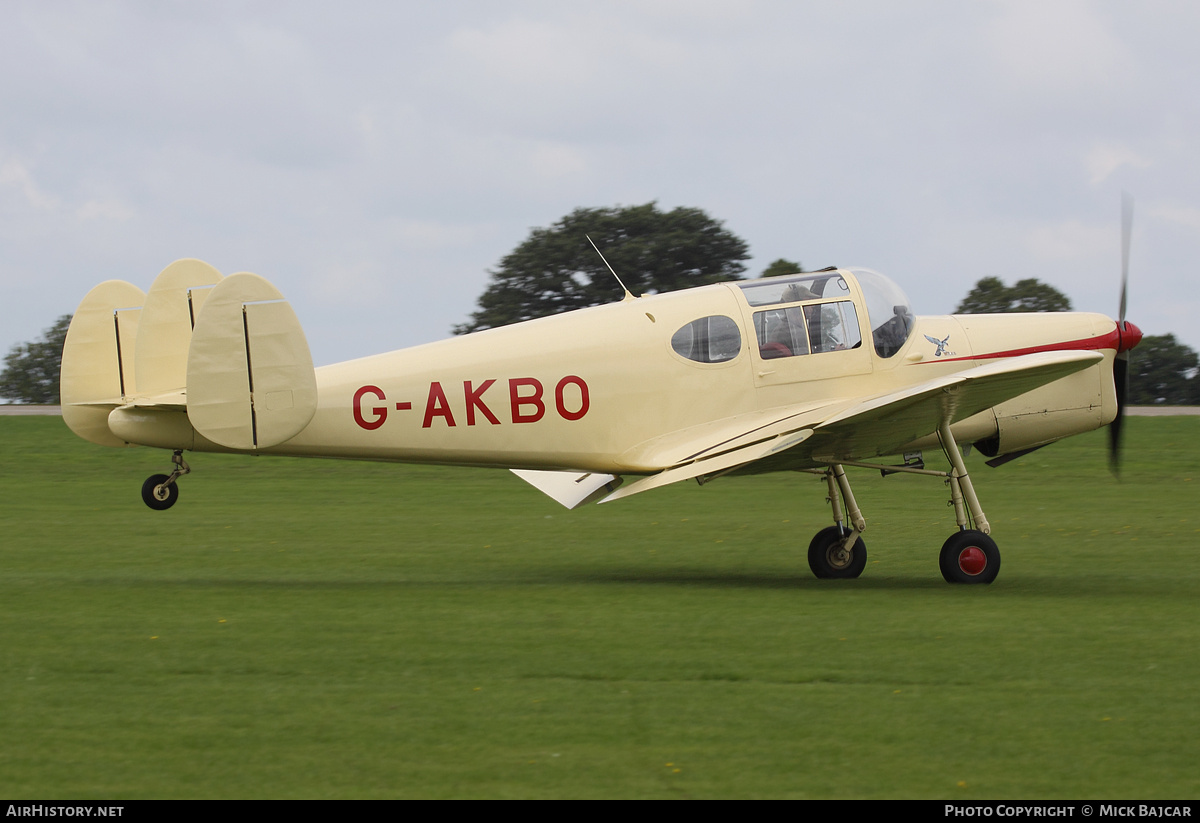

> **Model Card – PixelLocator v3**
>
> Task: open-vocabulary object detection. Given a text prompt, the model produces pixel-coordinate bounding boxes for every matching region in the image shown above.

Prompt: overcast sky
[3,0,1197,368]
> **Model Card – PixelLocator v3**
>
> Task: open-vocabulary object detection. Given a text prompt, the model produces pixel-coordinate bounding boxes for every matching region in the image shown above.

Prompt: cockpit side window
[805,301,862,353]
[671,315,741,363]
[753,306,810,359]
[752,300,861,359]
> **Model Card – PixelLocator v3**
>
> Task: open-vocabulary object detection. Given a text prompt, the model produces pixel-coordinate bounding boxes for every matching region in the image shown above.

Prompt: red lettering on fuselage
[352,376,588,430]
[422,382,456,428]
[509,377,545,423]
[353,385,388,430]
[464,379,500,425]
[555,375,589,421]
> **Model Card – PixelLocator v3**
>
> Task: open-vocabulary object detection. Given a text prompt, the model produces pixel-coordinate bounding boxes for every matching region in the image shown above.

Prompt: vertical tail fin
[135,259,223,397]
[186,272,318,450]
[60,280,146,446]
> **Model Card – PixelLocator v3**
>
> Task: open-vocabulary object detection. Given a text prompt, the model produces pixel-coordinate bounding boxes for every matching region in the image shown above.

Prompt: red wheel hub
[958,547,987,576]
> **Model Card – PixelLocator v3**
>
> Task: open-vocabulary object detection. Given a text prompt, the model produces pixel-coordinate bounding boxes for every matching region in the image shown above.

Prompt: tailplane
[60,260,316,451]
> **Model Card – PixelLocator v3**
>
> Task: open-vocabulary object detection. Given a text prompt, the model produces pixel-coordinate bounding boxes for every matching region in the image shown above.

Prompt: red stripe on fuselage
[924,327,1120,364]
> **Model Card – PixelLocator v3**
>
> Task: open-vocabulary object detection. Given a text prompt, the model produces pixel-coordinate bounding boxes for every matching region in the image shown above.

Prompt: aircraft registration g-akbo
[60,236,1141,585]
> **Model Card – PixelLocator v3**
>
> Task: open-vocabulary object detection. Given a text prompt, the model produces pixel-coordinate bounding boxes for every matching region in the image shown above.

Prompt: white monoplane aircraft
[60,236,1141,585]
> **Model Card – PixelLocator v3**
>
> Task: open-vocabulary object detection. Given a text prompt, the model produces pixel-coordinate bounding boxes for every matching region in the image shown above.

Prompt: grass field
[1,415,1198,799]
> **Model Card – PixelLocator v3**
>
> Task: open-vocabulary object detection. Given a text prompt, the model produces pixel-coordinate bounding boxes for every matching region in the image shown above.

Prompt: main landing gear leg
[936,421,1000,584]
[141,450,190,511]
[807,464,868,579]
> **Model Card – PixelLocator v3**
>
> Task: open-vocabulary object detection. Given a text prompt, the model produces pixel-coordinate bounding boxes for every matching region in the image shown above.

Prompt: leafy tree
[956,277,1072,313]
[0,315,72,404]
[454,203,750,334]
[1128,334,1200,405]
[1008,278,1073,312]
[761,258,804,278]
[955,276,1012,313]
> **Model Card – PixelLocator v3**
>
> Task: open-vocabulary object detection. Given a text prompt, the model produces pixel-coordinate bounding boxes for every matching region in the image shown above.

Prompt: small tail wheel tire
[939,530,1000,584]
[141,474,179,511]
[807,526,867,579]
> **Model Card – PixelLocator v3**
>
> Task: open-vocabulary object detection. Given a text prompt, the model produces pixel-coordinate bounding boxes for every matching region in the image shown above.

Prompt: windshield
[850,269,915,358]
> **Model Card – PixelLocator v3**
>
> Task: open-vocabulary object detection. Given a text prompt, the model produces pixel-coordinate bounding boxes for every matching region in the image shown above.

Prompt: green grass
[1,415,1198,798]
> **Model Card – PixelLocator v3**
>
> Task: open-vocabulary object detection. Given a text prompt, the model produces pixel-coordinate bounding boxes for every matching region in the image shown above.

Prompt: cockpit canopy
[735,268,915,359]
[851,269,915,357]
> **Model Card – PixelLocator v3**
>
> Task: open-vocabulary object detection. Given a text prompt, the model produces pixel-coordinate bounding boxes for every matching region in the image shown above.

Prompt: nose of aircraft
[1117,320,1143,353]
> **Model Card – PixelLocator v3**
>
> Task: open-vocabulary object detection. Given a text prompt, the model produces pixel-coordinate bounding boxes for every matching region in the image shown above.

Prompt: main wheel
[939,530,1000,584]
[807,526,867,579]
[141,474,179,511]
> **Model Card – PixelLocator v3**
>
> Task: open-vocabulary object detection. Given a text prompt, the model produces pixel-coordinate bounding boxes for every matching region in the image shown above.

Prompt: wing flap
[615,399,847,471]
[511,470,623,509]
[601,428,814,503]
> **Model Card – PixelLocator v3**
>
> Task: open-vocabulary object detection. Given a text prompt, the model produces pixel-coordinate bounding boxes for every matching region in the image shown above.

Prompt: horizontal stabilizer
[511,469,622,509]
[123,390,188,410]
[186,272,317,450]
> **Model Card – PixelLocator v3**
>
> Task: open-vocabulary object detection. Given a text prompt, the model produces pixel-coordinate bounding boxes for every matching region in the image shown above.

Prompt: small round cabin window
[671,315,742,363]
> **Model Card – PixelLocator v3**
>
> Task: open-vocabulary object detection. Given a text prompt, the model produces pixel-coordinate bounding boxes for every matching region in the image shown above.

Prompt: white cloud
[1085,144,1152,186]
[1150,203,1200,232]
[1025,219,1111,263]
[77,199,135,221]
[391,218,494,251]
[983,0,1134,99]
[0,159,59,210]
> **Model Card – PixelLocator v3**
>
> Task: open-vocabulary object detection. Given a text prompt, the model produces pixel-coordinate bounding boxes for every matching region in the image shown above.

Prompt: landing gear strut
[806,465,867,579]
[935,420,999,584]
[141,450,189,511]
[803,419,1002,584]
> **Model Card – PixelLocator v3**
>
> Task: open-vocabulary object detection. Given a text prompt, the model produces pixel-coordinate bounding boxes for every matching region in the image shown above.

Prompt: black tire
[939,530,1000,584]
[141,474,179,511]
[807,526,867,579]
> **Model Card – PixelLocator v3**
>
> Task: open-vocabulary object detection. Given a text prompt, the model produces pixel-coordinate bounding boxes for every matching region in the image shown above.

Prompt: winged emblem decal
[924,333,954,357]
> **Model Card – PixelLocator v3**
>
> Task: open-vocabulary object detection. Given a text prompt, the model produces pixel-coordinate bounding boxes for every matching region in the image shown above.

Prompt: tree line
[4,203,1197,405]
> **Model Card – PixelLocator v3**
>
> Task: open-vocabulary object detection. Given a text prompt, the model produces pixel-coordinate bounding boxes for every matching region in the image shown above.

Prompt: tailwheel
[141,474,180,510]
[939,530,1000,584]
[140,450,190,511]
[808,526,867,579]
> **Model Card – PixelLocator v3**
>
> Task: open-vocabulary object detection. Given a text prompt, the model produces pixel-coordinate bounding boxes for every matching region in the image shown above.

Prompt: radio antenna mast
[587,235,635,301]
